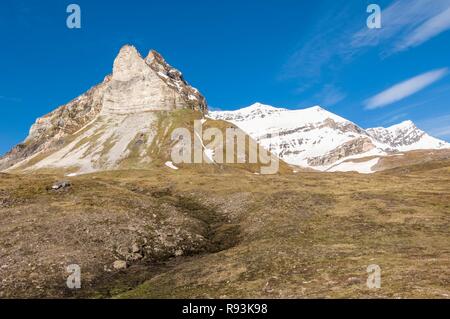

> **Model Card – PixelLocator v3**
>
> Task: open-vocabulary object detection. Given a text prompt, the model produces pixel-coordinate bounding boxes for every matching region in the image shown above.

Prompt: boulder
[112,260,127,270]
[51,181,72,191]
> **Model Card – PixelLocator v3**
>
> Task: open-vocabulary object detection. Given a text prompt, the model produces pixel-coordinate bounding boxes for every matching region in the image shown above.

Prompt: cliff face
[0,78,111,171]
[102,46,207,115]
[146,50,207,113]
[0,45,208,171]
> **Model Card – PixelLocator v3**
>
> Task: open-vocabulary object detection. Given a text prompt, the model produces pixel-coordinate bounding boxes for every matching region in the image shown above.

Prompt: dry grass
[0,159,449,298]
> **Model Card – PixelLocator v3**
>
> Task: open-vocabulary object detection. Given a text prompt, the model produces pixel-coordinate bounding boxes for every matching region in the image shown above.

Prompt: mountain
[366,120,448,151]
[2,48,448,176]
[209,103,450,173]
[0,46,286,175]
[0,45,209,173]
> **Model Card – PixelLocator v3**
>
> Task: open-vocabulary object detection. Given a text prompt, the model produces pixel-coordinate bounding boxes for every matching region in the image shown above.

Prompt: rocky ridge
[0,45,208,172]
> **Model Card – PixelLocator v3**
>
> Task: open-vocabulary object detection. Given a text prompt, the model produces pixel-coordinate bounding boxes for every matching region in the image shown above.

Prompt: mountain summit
[210,103,450,173]
[101,45,207,115]
[365,120,445,151]
[0,45,208,173]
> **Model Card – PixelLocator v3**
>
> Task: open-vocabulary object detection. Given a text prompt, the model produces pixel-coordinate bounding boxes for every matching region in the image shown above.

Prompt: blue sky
[1,0,450,155]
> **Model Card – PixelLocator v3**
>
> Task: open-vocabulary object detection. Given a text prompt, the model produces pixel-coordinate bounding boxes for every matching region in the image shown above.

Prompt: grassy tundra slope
[0,159,449,298]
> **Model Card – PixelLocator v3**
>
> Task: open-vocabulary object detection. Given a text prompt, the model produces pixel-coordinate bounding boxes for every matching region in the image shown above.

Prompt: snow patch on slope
[165,161,179,170]
[327,158,380,174]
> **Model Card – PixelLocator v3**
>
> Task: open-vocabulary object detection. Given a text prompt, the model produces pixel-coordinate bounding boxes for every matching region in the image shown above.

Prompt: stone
[307,137,375,167]
[174,249,184,257]
[112,260,127,270]
[126,253,143,262]
[51,181,71,191]
[347,277,361,285]
[131,243,141,253]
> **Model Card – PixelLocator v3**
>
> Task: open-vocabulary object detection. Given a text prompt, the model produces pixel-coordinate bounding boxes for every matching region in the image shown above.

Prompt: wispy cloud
[418,114,450,140]
[370,104,413,124]
[352,0,450,54]
[282,1,450,82]
[396,7,450,51]
[315,85,346,106]
[280,3,356,80]
[365,68,448,110]
[281,0,450,91]
[382,113,409,126]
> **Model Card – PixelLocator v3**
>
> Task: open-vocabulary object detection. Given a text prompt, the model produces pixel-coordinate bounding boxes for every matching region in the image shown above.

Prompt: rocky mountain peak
[144,49,208,113]
[0,44,209,172]
[247,102,279,110]
[388,120,416,132]
[308,105,325,112]
[145,49,164,64]
[100,45,208,115]
[112,45,148,81]
[366,120,449,151]
[106,45,207,114]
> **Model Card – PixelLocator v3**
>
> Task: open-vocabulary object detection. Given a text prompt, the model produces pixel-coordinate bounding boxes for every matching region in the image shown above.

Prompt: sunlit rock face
[0,45,208,172]
[102,45,197,115]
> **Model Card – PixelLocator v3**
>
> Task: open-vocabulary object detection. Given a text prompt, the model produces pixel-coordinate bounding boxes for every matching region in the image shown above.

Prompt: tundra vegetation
[0,156,449,298]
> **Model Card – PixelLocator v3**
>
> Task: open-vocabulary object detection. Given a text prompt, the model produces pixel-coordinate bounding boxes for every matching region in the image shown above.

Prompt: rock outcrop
[307,137,375,167]
[0,45,208,172]
[0,78,111,171]
[102,46,207,115]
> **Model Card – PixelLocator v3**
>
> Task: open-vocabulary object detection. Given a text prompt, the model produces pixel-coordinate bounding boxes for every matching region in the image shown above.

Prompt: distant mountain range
[1,45,449,175]
[210,103,450,173]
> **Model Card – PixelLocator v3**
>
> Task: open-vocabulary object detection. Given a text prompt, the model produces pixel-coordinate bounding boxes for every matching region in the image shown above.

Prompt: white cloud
[282,1,450,83]
[396,7,450,51]
[280,3,356,80]
[316,85,346,106]
[365,68,448,110]
[352,0,450,54]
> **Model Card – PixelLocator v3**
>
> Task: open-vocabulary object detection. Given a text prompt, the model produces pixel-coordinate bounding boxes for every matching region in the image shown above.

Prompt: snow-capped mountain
[209,103,450,173]
[366,120,448,152]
